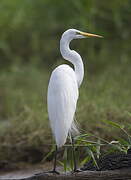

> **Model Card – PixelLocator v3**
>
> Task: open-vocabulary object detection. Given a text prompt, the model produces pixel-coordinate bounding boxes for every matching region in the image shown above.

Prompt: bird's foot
[71,168,82,173]
[47,170,60,175]
[35,170,60,176]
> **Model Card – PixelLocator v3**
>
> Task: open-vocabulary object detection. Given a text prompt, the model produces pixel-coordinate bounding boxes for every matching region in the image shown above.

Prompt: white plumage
[47,29,102,148]
[47,64,78,147]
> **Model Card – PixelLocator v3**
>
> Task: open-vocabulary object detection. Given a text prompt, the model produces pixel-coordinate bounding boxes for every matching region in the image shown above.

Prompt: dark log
[81,148,131,171]
[3,168,131,180]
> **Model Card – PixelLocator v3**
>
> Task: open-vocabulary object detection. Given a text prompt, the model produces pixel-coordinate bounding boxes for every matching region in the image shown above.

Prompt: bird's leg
[35,145,60,175]
[52,145,60,174]
[71,135,81,173]
[71,135,77,171]
[47,145,60,174]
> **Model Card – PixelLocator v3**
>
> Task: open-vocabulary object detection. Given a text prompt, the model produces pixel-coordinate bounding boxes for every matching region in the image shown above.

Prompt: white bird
[47,29,102,173]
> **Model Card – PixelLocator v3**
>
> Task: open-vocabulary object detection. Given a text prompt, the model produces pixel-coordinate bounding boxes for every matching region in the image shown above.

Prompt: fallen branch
[20,168,131,180]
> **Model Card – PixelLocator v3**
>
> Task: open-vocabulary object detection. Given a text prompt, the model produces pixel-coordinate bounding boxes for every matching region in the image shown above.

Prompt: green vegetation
[0,0,131,165]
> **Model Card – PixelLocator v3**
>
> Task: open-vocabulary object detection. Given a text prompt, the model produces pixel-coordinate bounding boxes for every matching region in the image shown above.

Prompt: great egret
[47,29,102,173]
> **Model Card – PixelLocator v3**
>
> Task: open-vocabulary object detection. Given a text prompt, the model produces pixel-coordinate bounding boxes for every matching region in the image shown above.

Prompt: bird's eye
[76,32,80,35]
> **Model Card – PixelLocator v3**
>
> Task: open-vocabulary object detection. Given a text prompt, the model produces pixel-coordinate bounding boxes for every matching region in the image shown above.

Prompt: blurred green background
[0,0,131,164]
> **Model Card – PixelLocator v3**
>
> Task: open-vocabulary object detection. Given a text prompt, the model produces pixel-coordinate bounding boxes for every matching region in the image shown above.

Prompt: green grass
[78,63,131,138]
[0,62,131,162]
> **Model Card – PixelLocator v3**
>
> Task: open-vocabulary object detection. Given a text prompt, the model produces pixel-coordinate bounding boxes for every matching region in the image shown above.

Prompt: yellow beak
[79,31,103,38]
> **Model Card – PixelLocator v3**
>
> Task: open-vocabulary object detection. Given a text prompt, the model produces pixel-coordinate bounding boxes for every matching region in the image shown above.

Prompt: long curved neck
[60,37,84,87]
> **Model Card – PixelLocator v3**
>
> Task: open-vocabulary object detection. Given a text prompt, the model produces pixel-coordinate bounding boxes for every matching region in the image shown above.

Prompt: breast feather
[47,65,79,147]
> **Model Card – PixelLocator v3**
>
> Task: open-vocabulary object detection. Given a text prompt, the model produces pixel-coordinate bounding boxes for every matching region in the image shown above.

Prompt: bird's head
[61,29,103,42]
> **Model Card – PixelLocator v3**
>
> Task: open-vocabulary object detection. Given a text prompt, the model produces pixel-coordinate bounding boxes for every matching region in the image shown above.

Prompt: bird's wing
[47,65,79,147]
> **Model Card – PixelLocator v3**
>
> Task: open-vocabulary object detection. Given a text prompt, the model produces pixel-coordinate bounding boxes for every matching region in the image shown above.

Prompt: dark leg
[71,136,77,171]
[71,136,82,173]
[35,145,59,175]
[51,145,59,174]
[46,145,59,174]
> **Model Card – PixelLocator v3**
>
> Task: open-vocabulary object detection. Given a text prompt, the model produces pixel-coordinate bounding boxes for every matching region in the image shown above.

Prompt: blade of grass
[86,147,99,170]
[41,145,55,162]
[63,146,67,172]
